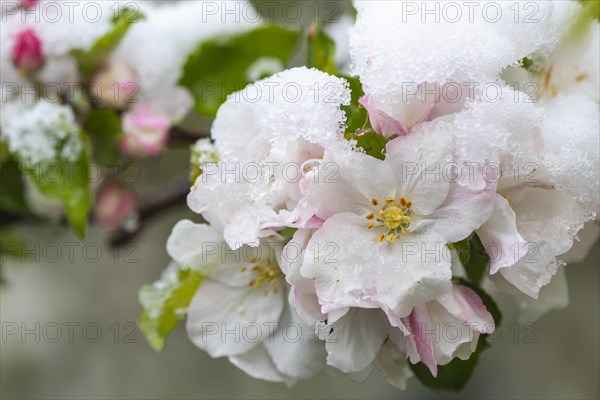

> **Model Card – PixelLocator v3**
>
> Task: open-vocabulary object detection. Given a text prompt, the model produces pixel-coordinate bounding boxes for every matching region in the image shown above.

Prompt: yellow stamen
[380,206,404,230]
[368,196,414,243]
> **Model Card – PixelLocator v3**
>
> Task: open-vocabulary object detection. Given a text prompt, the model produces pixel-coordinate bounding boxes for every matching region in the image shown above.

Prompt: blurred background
[1,1,599,399]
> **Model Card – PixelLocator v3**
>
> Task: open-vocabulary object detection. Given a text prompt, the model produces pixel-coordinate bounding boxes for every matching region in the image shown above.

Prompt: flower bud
[94,182,138,231]
[92,61,138,109]
[119,105,170,157]
[21,0,39,9]
[12,28,45,73]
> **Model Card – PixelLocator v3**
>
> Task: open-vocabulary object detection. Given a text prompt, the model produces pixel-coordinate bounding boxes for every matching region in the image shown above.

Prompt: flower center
[241,261,281,296]
[366,197,412,243]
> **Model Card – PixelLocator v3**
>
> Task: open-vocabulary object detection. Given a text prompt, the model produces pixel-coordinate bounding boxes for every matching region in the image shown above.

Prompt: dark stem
[169,126,209,144]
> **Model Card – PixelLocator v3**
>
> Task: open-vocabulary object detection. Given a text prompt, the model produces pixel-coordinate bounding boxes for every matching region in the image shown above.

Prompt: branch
[169,125,209,144]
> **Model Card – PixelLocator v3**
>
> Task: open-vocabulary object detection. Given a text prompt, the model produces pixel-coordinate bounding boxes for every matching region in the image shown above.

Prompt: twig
[169,126,209,144]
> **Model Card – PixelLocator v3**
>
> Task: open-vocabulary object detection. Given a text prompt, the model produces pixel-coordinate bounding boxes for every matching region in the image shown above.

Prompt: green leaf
[0,156,29,215]
[409,335,489,391]
[278,227,298,241]
[340,75,388,160]
[71,8,145,79]
[342,75,368,133]
[448,238,471,267]
[347,129,388,160]
[21,132,92,237]
[139,266,204,352]
[179,24,300,117]
[83,108,123,167]
[306,23,337,74]
[462,234,490,286]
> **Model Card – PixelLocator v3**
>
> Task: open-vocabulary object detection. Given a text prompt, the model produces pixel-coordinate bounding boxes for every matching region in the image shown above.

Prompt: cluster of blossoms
[155,1,599,389]
[0,0,266,233]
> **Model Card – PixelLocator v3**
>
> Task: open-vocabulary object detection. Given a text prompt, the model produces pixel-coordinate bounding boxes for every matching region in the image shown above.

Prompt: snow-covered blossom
[347,1,598,312]
[152,0,598,390]
[350,1,575,98]
[0,99,82,165]
[474,20,600,305]
[187,67,351,249]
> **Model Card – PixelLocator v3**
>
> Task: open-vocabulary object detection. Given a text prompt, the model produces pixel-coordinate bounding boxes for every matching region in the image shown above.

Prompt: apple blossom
[403,283,494,376]
[348,1,576,136]
[475,19,600,304]
[187,67,351,249]
[166,220,326,384]
[128,0,599,392]
[294,130,494,323]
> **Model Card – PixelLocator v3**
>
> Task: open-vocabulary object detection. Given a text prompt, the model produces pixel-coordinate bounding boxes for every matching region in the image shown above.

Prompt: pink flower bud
[12,28,45,73]
[94,182,137,231]
[119,105,170,157]
[92,62,138,109]
[21,0,39,9]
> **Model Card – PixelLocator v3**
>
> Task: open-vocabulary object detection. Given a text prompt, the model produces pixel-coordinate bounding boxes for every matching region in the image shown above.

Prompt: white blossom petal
[300,213,452,318]
[323,309,388,373]
[186,280,284,357]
